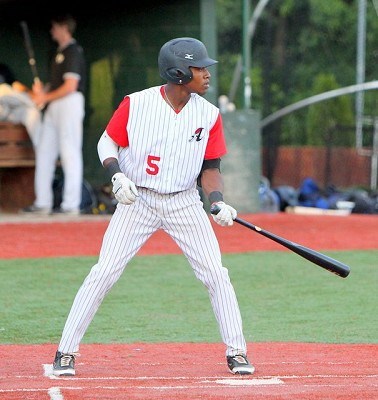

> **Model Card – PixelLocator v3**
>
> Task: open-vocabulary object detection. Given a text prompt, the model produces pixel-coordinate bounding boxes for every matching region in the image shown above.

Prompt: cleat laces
[60,354,75,366]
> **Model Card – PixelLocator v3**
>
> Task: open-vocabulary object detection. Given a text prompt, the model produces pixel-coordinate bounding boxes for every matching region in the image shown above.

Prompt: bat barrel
[294,245,350,278]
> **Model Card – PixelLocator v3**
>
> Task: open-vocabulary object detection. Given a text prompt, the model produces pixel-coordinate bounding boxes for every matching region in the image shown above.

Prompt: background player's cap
[158,37,218,84]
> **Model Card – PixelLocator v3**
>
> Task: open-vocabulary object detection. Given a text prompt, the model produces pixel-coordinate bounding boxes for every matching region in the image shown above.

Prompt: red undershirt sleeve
[105,96,130,147]
[204,113,227,160]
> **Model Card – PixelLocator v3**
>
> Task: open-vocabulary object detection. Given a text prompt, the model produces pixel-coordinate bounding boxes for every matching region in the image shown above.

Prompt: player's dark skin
[163,66,210,111]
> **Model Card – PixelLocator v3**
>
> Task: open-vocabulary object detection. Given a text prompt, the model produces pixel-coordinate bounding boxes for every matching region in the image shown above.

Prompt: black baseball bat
[210,205,351,278]
[20,21,40,84]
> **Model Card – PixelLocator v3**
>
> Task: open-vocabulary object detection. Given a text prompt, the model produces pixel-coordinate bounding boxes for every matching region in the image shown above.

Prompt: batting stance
[52,37,254,376]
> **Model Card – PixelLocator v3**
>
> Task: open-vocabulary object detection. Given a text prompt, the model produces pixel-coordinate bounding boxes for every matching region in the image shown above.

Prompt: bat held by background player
[20,20,41,85]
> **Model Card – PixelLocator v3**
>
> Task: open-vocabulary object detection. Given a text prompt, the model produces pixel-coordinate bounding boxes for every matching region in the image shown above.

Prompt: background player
[23,14,86,215]
[52,37,254,376]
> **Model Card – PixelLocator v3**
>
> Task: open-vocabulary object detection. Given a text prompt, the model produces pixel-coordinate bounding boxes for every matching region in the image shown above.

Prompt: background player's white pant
[58,187,247,357]
[34,92,84,211]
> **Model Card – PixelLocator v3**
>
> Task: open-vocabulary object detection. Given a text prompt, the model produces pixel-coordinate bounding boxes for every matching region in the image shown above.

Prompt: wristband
[208,191,223,203]
[106,160,122,179]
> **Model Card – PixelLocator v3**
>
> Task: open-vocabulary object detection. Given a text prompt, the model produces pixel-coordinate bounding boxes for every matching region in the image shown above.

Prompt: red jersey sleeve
[105,96,130,147]
[204,113,227,159]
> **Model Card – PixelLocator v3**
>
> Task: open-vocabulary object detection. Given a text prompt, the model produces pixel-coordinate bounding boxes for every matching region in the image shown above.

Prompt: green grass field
[0,250,377,345]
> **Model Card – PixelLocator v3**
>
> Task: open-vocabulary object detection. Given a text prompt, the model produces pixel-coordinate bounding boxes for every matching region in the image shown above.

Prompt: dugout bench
[0,121,35,212]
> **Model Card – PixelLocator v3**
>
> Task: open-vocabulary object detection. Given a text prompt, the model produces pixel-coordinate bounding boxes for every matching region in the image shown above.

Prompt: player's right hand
[111,173,139,205]
[211,201,237,226]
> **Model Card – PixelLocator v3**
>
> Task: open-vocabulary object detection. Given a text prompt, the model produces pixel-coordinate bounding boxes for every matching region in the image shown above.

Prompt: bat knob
[210,204,221,215]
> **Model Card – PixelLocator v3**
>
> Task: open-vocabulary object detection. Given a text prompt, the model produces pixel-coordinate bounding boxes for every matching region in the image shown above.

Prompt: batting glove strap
[111,173,139,205]
[211,201,237,226]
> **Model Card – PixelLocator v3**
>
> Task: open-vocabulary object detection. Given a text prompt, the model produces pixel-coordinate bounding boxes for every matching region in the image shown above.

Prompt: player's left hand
[111,173,139,205]
[211,201,237,226]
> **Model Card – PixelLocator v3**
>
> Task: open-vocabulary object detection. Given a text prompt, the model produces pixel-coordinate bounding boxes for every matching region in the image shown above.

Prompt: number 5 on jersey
[146,155,161,175]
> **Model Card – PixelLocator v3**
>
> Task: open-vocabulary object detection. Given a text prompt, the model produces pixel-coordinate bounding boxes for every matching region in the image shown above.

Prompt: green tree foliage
[306,73,354,146]
[217,0,378,146]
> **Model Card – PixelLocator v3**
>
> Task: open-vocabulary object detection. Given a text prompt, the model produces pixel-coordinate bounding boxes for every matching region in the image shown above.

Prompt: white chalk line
[40,364,378,382]
[214,378,283,386]
[1,382,376,395]
[44,363,59,379]
[48,387,64,400]
[0,364,375,398]
[42,363,284,385]
[7,373,377,381]
[1,379,377,397]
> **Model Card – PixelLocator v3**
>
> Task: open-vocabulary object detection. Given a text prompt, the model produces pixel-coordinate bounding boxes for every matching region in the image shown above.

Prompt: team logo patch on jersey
[189,128,204,142]
[55,53,65,64]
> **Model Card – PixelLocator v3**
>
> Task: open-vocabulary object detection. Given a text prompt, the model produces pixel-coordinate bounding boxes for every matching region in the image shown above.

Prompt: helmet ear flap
[166,68,192,84]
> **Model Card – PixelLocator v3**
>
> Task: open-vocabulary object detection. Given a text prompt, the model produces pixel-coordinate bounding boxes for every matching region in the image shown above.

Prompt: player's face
[186,67,211,96]
[50,23,67,43]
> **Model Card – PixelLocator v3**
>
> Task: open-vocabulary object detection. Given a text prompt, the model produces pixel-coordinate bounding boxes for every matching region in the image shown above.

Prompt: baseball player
[23,14,86,215]
[52,37,254,376]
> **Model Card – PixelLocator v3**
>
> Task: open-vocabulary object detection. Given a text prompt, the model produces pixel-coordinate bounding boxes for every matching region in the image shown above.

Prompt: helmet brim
[189,57,218,68]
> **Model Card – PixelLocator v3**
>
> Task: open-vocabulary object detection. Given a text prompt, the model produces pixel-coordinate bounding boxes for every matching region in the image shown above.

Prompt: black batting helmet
[158,37,218,84]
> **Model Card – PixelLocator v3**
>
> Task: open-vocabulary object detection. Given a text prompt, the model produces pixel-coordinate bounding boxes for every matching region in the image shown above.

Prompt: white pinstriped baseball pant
[58,186,247,357]
[34,92,84,211]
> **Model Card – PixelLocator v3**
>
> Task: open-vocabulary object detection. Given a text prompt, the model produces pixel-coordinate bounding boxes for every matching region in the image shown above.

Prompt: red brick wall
[262,146,372,189]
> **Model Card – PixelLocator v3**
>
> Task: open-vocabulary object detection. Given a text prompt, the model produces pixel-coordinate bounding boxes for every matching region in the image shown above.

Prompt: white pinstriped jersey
[105,86,227,193]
